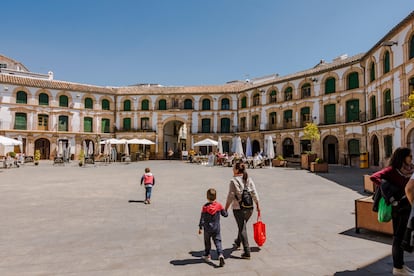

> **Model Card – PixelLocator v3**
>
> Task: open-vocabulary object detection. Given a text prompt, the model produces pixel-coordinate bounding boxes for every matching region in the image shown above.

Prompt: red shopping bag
[253,211,266,246]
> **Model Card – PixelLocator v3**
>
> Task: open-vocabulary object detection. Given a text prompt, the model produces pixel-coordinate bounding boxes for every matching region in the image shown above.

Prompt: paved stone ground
[0,160,413,275]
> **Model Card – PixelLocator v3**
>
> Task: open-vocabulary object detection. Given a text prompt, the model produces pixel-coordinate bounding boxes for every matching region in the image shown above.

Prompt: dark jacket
[199,201,228,233]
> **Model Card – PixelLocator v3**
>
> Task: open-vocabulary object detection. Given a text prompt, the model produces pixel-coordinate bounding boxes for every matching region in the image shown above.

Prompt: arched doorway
[282,138,294,157]
[163,120,187,159]
[323,135,338,164]
[34,138,50,160]
[252,140,260,155]
[372,135,380,166]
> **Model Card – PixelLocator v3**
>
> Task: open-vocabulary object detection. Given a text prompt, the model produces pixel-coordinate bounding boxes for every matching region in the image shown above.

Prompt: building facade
[1,11,414,167]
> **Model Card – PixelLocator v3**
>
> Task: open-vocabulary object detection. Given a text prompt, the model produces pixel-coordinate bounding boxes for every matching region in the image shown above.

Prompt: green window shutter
[101,119,110,133]
[347,72,359,90]
[269,112,277,125]
[325,78,336,94]
[346,100,359,122]
[202,99,210,110]
[348,139,360,155]
[270,90,277,103]
[384,135,393,158]
[58,116,68,131]
[59,95,68,107]
[201,119,210,133]
[324,104,336,124]
[384,90,392,115]
[158,99,166,110]
[285,87,292,101]
[370,96,377,120]
[221,118,230,133]
[384,51,390,74]
[85,98,93,109]
[16,91,27,104]
[39,93,49,106]
[141,100,149,110]
[301,107,310,125]
[370,62,376,82]
[184,99,192,109]
[410,35,414,59]
[102,99,110,110]
[124,100,131,111]
[123,118,131,131]
[221,98,230,110]
[14,113,27,130]
[84,117,93,132]
[241,97,247,108]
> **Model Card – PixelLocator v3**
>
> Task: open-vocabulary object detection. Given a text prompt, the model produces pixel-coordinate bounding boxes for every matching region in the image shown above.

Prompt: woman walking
[225,161,260,259]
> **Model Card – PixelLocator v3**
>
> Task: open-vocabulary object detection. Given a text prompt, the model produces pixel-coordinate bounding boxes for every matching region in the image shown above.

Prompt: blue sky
[1,1,413,87]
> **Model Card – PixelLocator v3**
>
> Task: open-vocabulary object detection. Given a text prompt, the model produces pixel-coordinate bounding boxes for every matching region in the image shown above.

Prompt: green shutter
[102,99,110,110]
[58,116,68,131]
[370,62,376,82]
[285,87,292,101]
[39,93,49,105]
[348,72,359,90]
[370,96,377,120]
[384,135,393,158]
[202,99,210,110]
[346,100,359,122]
[221,98,230,110]
[384,51,390,74]
[85,98,93,109]
[241,97,247,108]
[184,99,192,109]
[221,118,230,133]
[141,100,149,110]
[384,90,392,115]
[410,36,414,59]
[84,117,93,132]
[123,118,131,131]
[14,113,27,130]
[16,91,27,104]
[159,99,166,110]
[348,139,360,155]
[124,100,131,111]
[324,104,336,124]
[102,119,110,133]
[202,119,210,133]
[59,95,68,107]
[325,78,336,94]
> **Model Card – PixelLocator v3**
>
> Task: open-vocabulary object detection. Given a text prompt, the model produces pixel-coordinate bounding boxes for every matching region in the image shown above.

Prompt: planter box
[310,162,328,173]
[272,159,287,167]
[301,154,317,169]
[355,196,392,234]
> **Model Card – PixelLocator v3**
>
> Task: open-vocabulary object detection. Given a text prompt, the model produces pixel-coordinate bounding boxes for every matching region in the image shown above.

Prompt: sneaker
[241,252,251,260]
[404,265,414,273]
[202,255,211,262]
[144,200,148,204]
[232,240,241,250]
[393,266,414,276]
[147,199,151,204]
[219,255,225,267]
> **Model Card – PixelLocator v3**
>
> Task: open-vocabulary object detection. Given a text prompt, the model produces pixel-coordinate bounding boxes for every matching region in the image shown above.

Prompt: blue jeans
[145,186,152,200]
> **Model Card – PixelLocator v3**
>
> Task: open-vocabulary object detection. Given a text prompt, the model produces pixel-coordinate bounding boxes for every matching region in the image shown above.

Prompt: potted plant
[310,158,328,173]
[34,150,41,166]
[78,149,85,167]
[272,155,287,167]
[301,123,320,170]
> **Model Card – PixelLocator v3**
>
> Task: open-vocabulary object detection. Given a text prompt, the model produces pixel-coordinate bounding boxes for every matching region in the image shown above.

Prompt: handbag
[253,211,266,246]
[378,197,392,223]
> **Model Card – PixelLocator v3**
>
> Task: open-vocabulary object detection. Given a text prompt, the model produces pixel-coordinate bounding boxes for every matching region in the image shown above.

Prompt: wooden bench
[355,196,393,235]
[284,157,301,167]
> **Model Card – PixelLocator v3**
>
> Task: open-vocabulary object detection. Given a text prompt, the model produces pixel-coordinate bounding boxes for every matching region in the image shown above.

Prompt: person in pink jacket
[140,167,155,204]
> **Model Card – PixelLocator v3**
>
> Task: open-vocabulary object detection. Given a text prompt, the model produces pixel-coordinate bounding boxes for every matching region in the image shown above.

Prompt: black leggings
[233,209,253,253]
[392,203,410,269]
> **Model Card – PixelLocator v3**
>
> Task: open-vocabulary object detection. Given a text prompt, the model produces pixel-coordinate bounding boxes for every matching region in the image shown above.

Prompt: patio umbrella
[234,136,244,156]
[83,141,88,157]
[246,137,252,157]
[0,135,22,146]
[88,141,94,157]
[193,138,218,147]
[66,141,71,161]
[58,140,63,157]
[124,141,129,156]
[265,136,275,159]
[231,136,236,153]
[218,136,223,154]
[18,135,23,153]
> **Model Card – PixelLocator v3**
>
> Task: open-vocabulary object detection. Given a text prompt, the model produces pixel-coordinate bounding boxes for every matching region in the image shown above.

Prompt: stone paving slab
[0,161,412,275]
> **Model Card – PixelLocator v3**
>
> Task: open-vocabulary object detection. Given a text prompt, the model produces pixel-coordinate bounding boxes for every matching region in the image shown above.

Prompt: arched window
[14,113,27,130]
[220,118,231,133]
[410,35,414,59]
[370,62,376,82]
[324,104,336,124]
[39,93,49,106]
[158,99,167,110]
[123,118,131,131]
[251,115,259,130]
[141,99,149,110]
[384,89,392,115]
[240,96,247,108]
[201,118,211,133]
[84,117,93,132]
[102,99,110,110]
[85,98,93,109]
[300,107,310,127]
[370,96,377,120]
[221,98,230,110]
[301,83,311,98]
[325,77,336,94]
[38,114,49,130]
[184,99,193,109]
[269,90,277,103]
[59,95,69,107]
[101,118,110,133]
[16,91,27,104]
[284,87,293,101]
[202,99,210,110]
[58,115,69,131]
[124,100,131,111]
[240,117,246,131]
[383,51,390,74]
[346,99,359,122]
[141,117,150,130]
[347,72,359,90]
[283,110,293,128]
[252,93,260,106]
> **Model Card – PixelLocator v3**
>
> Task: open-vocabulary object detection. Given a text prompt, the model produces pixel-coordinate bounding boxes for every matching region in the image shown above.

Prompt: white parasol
[218,136,223,154]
